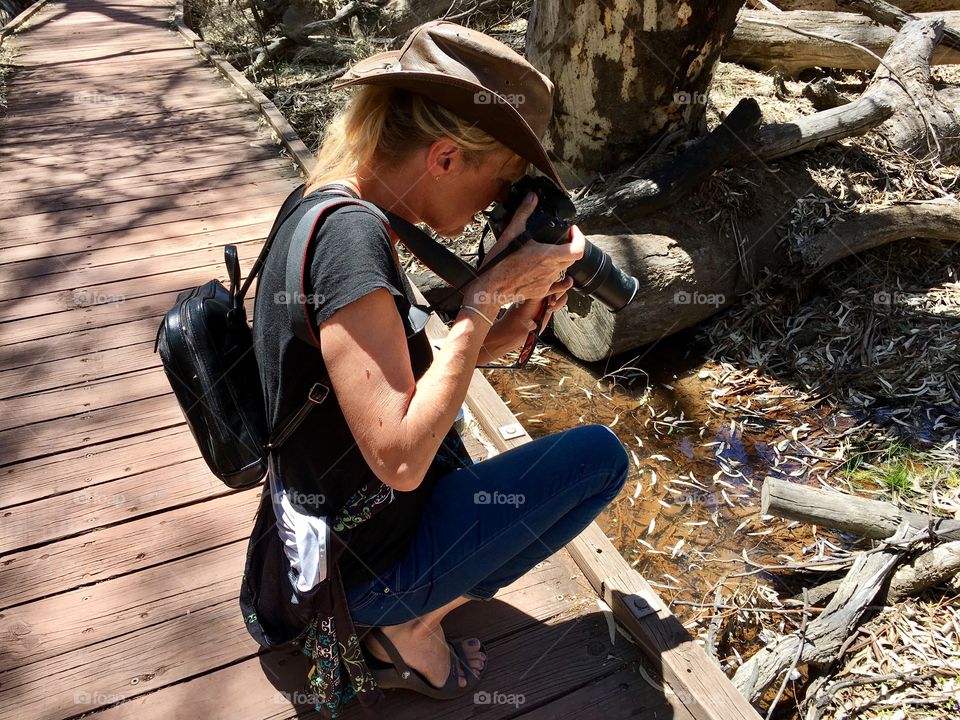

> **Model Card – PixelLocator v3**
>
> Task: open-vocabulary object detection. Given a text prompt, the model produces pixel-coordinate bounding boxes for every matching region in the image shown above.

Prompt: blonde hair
[306,85,509,188]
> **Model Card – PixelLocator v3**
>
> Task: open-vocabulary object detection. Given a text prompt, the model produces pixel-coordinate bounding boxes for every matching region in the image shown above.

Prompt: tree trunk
[726,9,960,74]
[527,0,747,186]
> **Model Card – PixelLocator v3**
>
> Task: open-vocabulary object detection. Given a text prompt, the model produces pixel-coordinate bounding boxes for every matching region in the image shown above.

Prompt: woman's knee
[564,424,629,497]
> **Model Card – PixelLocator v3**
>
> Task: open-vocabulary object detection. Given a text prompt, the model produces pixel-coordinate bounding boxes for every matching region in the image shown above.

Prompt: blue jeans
[345,424,629,627]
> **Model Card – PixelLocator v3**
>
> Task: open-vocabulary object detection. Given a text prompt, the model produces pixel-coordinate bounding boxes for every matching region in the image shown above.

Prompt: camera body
[485,175,639,312]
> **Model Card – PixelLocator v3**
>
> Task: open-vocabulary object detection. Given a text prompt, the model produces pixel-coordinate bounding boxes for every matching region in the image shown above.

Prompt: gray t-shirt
[252,186,471,591]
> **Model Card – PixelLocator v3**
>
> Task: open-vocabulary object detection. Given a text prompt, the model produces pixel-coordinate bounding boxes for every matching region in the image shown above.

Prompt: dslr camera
[484,175,638,312]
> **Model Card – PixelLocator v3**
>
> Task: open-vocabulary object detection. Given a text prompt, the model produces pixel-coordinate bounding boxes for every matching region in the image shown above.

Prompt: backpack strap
[284,195,391,348]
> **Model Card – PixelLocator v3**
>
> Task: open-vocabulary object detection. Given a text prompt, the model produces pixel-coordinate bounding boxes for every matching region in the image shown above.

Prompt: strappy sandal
[362,626,485,699]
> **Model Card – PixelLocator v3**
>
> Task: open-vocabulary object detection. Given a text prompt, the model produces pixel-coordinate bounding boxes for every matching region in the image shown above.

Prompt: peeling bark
[527,0,746,185]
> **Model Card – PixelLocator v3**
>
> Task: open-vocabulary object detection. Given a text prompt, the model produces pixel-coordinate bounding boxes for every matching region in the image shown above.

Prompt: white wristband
[461,304,494,327]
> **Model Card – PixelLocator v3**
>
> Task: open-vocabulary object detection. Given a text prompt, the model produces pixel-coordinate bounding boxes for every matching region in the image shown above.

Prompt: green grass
[842,440,919,496]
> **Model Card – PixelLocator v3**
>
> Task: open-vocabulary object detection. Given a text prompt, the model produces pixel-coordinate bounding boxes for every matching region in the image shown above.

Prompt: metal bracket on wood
[498,423,525,441]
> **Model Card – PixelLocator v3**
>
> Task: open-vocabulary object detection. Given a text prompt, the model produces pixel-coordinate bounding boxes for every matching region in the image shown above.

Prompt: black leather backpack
[154,184,385,488]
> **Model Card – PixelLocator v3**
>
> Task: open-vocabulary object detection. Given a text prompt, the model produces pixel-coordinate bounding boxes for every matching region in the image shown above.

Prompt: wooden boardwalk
[0,2,758,719]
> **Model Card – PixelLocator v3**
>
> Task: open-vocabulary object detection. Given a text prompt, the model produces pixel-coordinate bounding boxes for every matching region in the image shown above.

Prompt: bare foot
[365,622,486,688]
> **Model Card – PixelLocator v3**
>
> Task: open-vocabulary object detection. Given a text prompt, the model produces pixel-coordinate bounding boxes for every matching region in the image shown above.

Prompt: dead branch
[838,0,960,51]
[796,197,960,271]
[885,540,960,602]
[732,525,911,703]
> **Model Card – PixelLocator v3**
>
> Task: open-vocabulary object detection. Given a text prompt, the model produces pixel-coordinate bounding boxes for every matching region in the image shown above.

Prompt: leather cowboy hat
[332,20,566,192]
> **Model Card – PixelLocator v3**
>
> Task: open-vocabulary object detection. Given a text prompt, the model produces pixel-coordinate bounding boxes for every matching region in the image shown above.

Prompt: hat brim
[332,54,566,193]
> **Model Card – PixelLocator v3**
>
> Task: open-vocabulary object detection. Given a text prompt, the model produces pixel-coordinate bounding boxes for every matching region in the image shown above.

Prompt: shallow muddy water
[483,331,862,631]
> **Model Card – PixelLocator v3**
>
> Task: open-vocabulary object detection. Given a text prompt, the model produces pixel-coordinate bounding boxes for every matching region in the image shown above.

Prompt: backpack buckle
[308,382,329,404]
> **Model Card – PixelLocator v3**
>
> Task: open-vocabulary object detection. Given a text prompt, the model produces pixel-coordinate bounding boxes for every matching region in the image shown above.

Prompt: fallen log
[761,477,960,542]
[775,0,960,11]
[874,18,960,163]
[792,540,960,605]
[725,10,960,74]
[797,197,960,272]
[838,0,960,52]
[885,540,960,602]
[732,525,911,703]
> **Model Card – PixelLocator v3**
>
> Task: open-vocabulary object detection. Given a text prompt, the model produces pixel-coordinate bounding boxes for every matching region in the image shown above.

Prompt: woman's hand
[464,194,585,315]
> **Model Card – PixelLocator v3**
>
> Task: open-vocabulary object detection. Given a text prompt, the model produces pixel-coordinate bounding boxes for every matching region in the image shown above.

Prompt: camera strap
[317,184,529,314]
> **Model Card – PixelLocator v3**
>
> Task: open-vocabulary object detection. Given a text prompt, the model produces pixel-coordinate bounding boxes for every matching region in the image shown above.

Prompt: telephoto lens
[485,176,639,312]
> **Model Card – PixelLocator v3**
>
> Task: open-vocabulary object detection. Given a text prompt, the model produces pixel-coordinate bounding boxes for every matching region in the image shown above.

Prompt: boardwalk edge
[0,0,50,42]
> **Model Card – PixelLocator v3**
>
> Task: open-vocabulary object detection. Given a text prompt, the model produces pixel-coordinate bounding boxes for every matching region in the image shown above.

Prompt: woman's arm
[319,288,496,492]
[318,211,583,492]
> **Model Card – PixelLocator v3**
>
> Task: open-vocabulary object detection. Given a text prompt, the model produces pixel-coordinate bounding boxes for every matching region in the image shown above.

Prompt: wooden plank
[0,455,231,554]
[0,367,168,430]
[0,127,266,163]
[5,53,207,84]
[0,132,275,166]
[0,316,158,372]
[0,103,257,150]
[0,597,258,720]
[79,605,638,720]
[0,251,263,322]
[567,525,761,719]
[0,163,293,223]
[3,90,241,124]
[0,543,578,674]
[0,181,293,236]
[4,220,271,284]
[0,541,247,672]
[0,393,184,466]
[0,292,252,346]
[0,118,265,160]
[516,663,697,720]
[0,339,157,399]
[0,197,285,256]
[0,237,267,303]
[0,489,261,607]
[0,144,286,195]
[0,158,289,206]
[0,425,194,509]
[6,61,212,86]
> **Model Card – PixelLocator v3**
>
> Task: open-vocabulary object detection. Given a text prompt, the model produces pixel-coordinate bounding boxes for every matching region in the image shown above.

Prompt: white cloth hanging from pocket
[269,471,329,593]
